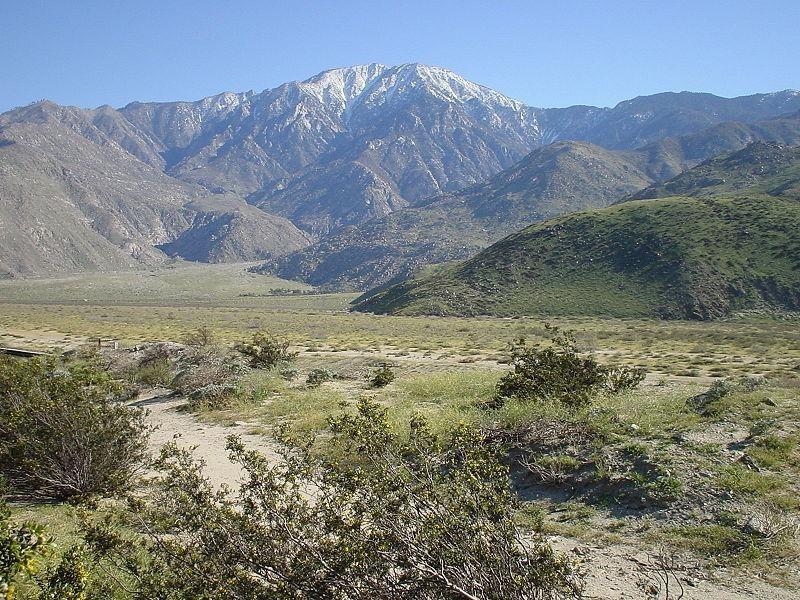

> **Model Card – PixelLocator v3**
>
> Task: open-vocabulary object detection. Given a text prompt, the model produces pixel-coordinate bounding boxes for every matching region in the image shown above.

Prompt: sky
[1,0,798,113]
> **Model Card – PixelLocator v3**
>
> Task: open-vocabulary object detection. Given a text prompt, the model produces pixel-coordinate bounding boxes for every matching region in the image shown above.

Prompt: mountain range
[1,63,799,282]
[272,109,800,290]
[354,142,800,319]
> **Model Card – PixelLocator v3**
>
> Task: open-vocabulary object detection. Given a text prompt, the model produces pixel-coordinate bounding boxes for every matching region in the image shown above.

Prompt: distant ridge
[272,110,800,290]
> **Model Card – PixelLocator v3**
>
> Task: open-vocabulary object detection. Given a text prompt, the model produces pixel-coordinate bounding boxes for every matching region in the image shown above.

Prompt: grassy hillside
[353,193,800,319]
[630,141,800,200]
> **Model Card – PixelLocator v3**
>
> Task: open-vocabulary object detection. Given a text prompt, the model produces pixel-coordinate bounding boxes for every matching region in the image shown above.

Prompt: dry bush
[173,348,248,409]
[182,326,216,348]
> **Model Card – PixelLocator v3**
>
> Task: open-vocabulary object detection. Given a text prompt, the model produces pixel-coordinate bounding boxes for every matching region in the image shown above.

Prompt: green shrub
[124,344,175,386]
[129,357,173,386]
[689,375,769,416]
[0,357,150,500]
[306,367,336,387]
[36,547,88,600]
[1,492,51,599]
[370,364,396,388]
[490,327,644,409]
[604,366,646,393]
[235,331,297,369]
[82,400,582,599]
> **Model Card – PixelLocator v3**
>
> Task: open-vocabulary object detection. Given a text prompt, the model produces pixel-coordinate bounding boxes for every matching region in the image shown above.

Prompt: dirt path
[132,388,281,489]
[550,537,797,599]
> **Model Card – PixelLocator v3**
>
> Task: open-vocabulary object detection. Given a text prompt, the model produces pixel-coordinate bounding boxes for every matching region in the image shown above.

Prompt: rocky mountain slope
[116,66,800,237]
[269,141,654,289]
[272,111,800,290]
[0,102,308,277]
[3,64,799,277]
[353,142,800,319]
[118,64,547,235]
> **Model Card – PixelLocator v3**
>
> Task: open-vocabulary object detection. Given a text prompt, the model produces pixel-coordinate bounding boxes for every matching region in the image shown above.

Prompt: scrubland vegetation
[1,274,798,598]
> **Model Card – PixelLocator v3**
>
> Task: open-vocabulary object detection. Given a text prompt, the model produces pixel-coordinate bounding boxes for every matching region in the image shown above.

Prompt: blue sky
[2,0,798,112]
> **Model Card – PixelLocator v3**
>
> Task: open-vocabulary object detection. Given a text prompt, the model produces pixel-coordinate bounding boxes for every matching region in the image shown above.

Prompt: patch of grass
[662,524,758,559]
[525,501,602,539]
[128,357,173,386]
[0,262,311,306]
[598,383,704,438]
[717,464,783,497]
[746,435,798,469]
[381,370,501,434]
[199,370,348,436]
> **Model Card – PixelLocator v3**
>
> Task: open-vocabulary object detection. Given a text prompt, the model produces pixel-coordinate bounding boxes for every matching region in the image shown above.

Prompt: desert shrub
[235,331,297,369]
[280,367,299,381]
[82,400,582,599]
[173,348,248,410]
[0,491,51,599]
[126,344,175,386]
[604,366,646,393]
[306,367,336,386]
[490,328,644,409]
[739,375,768,392]
[370,364,396,388]
[0,357,150,500]
[689,375,768,416]
[129,357,172,386]
[182,326,215,348]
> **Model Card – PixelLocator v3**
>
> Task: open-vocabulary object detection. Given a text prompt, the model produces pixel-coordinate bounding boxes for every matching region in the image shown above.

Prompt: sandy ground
[135,387,797,600]
[549,537,797,599]
[132,388,281,489]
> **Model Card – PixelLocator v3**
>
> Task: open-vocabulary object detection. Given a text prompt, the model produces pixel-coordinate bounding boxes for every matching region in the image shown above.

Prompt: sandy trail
[550,537,797,600]
[132,388,281,489]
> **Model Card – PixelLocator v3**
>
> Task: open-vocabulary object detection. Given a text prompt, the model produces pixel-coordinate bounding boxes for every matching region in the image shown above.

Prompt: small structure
[0,346,50,358]
[96,338,119,350]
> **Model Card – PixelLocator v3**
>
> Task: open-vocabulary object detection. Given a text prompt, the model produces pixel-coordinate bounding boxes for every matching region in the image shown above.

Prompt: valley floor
[3,265,799,598]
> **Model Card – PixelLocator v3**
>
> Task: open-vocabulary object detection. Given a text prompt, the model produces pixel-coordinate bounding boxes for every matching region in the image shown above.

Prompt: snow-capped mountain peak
[298,63,388,108]
[340,63,524,111]
[292,63,523,115]
[394,63,523,109]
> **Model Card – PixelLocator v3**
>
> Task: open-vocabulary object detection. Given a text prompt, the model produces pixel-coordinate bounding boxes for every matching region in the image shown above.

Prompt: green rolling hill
[354,143,800,319]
